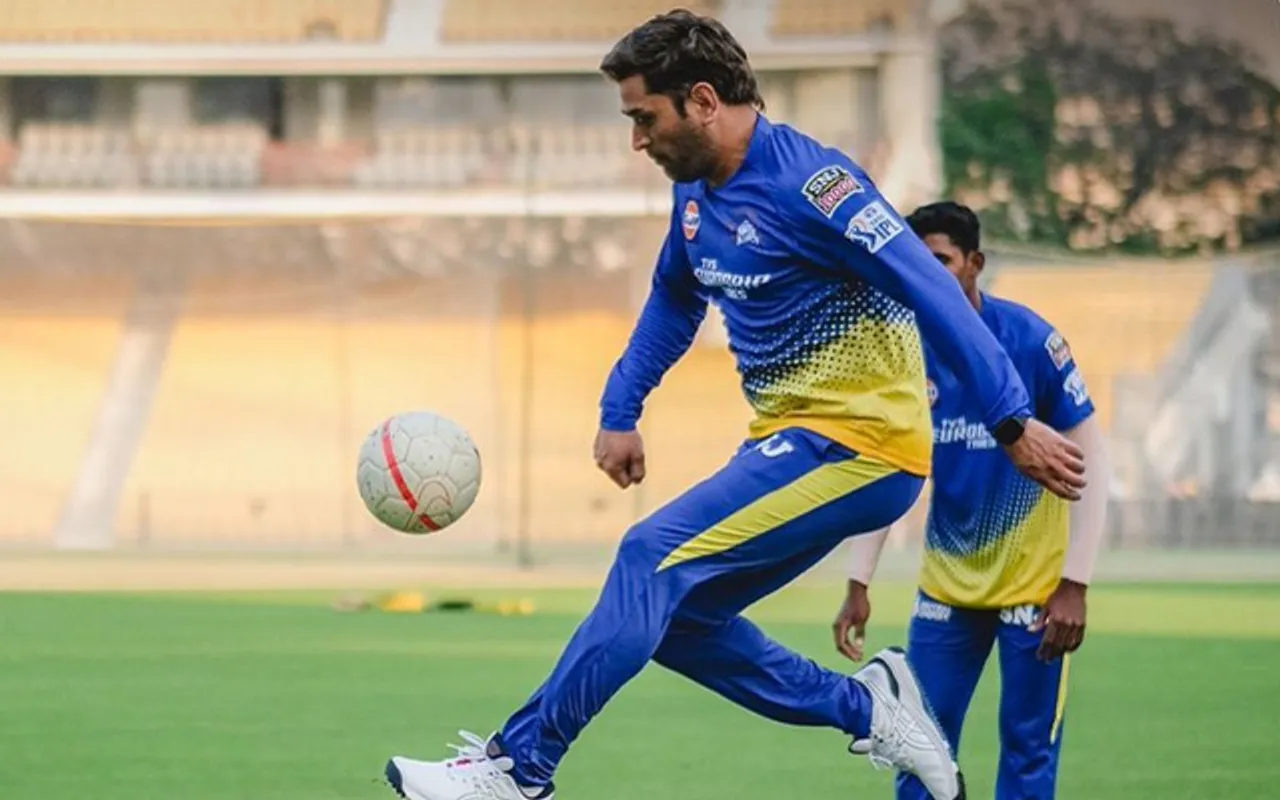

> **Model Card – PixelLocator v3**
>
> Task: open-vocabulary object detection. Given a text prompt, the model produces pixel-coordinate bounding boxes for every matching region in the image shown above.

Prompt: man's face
[617,75,716,183]
[922,232,983,297]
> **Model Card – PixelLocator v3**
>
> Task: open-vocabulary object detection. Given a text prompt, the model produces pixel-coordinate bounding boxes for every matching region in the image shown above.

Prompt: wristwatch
[991,415,1028,447]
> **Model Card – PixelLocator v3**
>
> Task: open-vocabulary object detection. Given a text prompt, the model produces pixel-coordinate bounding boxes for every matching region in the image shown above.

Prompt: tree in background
[940,0,1280,254]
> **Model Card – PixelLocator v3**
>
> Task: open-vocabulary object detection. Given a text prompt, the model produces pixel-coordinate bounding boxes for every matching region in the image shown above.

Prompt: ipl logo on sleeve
[844,201,904,254]
[1063,367,1090,406]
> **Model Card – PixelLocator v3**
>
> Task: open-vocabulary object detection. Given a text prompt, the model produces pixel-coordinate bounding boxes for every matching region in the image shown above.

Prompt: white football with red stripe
[356,411,482,534]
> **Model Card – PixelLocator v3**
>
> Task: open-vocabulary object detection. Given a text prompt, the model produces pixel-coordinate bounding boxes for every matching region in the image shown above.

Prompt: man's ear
[972,250,986,274]
[686,82,720,123]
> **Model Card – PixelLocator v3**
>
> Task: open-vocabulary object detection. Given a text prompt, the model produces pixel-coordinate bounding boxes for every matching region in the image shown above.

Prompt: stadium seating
[350,123,634,190]
[0,0,385,42]
[990,264,1215,428]
[351,126,489,188]
[142,125,265,189]
[0,279,130,543]
[10,124,136,188]
[506,124,631,188]
[9,123,266,189]
[770,0,911,37]
[439,0,719,42]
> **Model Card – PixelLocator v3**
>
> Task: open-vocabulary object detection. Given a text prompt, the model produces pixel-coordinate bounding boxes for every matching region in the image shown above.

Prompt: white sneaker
[385,731,554,800]
[850,647,965,800]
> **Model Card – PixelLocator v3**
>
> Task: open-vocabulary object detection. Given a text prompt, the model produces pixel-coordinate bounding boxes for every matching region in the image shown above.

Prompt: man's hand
[1030,578,1087,662]
[833,580,872,662]
[1004,418,1087,501]
[593,429,646,489]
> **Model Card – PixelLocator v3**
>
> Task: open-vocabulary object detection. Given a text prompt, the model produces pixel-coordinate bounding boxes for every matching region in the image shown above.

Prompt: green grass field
[3,580,1279,799]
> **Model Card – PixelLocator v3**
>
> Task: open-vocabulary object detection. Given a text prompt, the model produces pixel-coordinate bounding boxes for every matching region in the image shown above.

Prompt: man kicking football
[833,202,1109,799]
[385,12,1085,800]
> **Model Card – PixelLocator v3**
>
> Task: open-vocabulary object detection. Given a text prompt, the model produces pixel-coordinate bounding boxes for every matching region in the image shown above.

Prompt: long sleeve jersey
[600,114,1031,477]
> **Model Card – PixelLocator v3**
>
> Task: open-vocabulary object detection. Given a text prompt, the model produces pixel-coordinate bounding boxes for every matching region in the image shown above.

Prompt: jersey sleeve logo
[801,165,863,217]
[844,200,904,254]
[681,199,701,240]
[926,378,938,407]
[1063,367,1090,406]
[1044,330,1072,370]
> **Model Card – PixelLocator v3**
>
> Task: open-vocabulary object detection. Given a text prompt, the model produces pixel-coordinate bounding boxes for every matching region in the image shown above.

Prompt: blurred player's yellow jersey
[919,295,1095,608]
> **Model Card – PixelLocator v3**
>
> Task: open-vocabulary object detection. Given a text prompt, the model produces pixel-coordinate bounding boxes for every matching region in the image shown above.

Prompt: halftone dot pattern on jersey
[735,283,922,416]
[928,473,1044,557]
[921,476,1070,607]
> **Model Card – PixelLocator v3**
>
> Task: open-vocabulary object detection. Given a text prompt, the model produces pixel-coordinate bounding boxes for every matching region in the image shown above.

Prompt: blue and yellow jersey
[920,294,1095,608]
[600,115,1031,477]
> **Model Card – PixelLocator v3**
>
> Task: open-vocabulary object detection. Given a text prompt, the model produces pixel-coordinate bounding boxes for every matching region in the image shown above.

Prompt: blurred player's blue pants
[500,428,923,787]
[896,592,1070,800]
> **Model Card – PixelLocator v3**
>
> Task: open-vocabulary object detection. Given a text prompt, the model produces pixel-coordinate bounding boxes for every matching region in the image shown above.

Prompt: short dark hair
[600,9,764,114]
[906,201,982,253]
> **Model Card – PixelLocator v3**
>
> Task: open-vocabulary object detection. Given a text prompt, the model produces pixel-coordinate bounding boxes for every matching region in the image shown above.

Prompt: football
[356,410,482,534]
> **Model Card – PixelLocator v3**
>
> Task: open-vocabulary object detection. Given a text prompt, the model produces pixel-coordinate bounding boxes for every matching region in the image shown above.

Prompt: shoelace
[443,731,520,795]
[446,730,491,761]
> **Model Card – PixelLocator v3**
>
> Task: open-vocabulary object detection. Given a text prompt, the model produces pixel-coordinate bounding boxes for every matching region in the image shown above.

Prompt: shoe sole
[384,759,408,799]
[870,647,966,800]
[384,759,405,798]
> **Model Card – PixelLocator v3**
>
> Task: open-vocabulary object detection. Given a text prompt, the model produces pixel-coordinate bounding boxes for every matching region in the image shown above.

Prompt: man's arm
[847,526,891,586]
[1026,329,1107,659]
[1032,414,1109,660]
[599,209,708,433]
[1062,415,1109,584]
[833,526,891,662]
[1029,322,1107,583]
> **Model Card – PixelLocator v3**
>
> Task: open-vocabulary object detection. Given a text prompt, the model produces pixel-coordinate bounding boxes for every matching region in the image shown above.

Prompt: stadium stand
[9,124,136,188]
[352,126,489,189]
[0,0,385,43]
[990,263,1215,428]
[0,278,131,543]
[142,124,265,189]
[506,123,632,188]
[439,0,720,42]
[6,121,642,191]
[770,0,912,37]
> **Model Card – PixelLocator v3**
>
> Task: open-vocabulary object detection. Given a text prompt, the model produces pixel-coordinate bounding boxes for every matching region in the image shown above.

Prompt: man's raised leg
[647,531,891,737]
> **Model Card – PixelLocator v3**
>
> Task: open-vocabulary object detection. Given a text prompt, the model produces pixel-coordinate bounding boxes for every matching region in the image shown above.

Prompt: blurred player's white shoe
[385,731,554,800]
[851,647,966,800]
